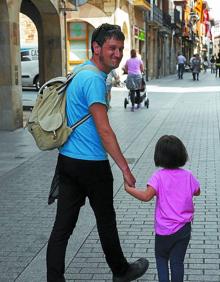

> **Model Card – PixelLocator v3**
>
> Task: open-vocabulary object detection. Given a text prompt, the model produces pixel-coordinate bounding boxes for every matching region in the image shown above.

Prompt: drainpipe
[61,0,68,74]
[144,11,149,81]
[157,30,160,79]
[114,0,120,24]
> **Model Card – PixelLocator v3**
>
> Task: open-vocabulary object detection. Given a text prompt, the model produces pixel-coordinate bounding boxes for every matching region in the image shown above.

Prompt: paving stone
[1,72,220,281]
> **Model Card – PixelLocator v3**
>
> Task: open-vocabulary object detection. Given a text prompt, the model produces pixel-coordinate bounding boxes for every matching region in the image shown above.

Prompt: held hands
[122,166,136,187]
[124,182,136,193]
[122,166,136,195]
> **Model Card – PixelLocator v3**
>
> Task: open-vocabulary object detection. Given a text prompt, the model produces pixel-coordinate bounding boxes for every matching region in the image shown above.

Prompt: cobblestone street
[0,70,220,281]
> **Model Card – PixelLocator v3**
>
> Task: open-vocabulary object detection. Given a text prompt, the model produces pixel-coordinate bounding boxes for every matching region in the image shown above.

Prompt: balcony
[163,12,172,28]
[148,4,163,26]
[174,0,187,5]
[171,8,182,30]
[174,8,181,25]
[133,0,151,11]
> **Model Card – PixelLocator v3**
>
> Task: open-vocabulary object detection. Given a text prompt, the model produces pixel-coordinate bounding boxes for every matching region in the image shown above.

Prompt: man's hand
[124,182,135,192]
[122,166,136,187]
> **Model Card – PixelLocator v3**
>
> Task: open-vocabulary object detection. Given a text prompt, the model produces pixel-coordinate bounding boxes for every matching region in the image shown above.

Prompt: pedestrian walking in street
[177,52,186,79]
[210,55,216,74]
[124,135,201,282]
[106,69,120,108]
[46,23,149,282]
[191,54,201,81]
[189,54,196,70]
[202,56,209,73]
[215,53,220,78]
[124,49,144,111]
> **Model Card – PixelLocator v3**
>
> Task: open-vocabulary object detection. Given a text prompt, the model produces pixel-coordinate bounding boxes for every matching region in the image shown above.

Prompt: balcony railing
[174,8,181,24]
[163,12,171,27]
[149,4,163,26]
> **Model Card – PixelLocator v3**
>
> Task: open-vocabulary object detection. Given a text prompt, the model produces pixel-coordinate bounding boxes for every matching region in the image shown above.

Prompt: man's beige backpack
[27,65,99,150]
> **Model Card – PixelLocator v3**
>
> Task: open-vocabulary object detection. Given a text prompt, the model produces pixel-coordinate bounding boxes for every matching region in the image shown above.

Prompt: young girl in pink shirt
[125,135,200,282]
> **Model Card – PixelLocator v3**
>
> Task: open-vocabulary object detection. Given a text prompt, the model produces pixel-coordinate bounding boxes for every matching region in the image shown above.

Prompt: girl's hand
[124,183,156,202]
[124,182,135,192]
[122,167,136,187]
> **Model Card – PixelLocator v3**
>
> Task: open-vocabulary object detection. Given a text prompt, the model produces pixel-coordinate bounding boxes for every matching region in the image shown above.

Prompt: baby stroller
[123,75,149,110]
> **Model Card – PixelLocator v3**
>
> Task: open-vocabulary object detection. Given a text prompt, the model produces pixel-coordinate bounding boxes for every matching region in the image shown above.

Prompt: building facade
[0,0,65,130]
[213,20,220,55]
[0,0,214,130]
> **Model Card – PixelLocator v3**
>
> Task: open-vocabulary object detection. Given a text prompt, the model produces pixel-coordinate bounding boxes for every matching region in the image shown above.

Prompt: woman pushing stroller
[125,49,144,111]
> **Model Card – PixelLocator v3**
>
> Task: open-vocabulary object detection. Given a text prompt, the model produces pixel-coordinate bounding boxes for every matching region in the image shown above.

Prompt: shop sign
[133,26,145,41]
[139,30,145,41]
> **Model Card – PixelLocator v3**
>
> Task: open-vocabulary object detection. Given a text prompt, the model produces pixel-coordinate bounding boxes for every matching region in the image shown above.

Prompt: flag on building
[194,0,203,20]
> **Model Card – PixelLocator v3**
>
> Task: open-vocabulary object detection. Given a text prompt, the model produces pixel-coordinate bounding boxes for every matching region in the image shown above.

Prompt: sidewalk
[0,70,220,281]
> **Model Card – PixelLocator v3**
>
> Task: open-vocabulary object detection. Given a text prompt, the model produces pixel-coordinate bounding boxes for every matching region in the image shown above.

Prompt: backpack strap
[39,65,100,95]
[38,77,67,94]
[57,64,99,94]
[66,64,101,129]
[70,113,91,130]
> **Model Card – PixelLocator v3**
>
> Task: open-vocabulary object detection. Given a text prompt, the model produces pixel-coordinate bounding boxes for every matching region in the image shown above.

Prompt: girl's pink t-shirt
[147,168,200,236]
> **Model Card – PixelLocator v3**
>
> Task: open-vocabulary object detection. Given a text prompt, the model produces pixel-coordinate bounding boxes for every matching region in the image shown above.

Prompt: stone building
[1,0,151,130]
[213,21,220,56]
[20,13,38,46]
[0,0,65,130]
[1,0,207,130]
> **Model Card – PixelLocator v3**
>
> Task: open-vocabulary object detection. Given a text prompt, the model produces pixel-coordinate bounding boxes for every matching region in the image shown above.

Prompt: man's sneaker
[112,258,149,282]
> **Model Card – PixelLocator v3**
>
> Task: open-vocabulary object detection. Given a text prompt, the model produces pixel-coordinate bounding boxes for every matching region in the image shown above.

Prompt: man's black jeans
[46,154,129,282]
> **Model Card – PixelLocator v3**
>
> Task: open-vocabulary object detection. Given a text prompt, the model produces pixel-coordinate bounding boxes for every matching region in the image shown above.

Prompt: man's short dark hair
[91,23,125,53]
[154,135,188,169]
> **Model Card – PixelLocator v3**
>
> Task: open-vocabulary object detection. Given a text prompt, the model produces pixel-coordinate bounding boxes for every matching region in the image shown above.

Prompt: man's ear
[92,42,101,55]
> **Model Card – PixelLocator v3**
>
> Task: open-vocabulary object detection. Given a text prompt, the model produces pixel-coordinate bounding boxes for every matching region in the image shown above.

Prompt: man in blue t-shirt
[46,23,149,282]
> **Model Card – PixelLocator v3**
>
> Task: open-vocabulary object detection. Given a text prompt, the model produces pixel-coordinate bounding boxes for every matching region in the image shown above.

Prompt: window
[67,22,94,71]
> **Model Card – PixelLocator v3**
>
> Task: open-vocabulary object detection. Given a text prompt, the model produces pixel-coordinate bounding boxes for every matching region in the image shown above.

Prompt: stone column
[0,1,23,130]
